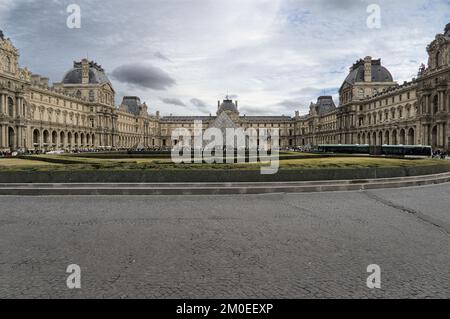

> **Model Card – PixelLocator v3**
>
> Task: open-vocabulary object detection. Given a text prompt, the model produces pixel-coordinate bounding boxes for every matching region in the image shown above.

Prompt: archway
[74,133,79,147]
[52,131,58,146]
[378,132,383,146]
[431,125,437,148]
[384,131,390,145]
[81,133,85,147]
[67,132,72,147]
[60,132,66,147]
[407,128,415,145]
[392,130,398,145]
[43,130,50,145]
[33,129,40,146]
[399,129,406,145]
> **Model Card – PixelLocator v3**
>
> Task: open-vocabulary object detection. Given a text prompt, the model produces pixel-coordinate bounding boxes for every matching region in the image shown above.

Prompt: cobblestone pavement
[1,183,449,299]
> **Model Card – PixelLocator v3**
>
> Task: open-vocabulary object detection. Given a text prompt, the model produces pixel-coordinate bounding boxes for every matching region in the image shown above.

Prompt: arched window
[8,97,14,117]
[436,51,441,68]
[33,129,40,145]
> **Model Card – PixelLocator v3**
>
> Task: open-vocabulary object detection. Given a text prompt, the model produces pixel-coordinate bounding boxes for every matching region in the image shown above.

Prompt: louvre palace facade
[1,24,450,153]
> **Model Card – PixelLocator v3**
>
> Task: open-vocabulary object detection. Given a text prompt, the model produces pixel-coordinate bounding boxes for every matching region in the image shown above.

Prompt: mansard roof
[218,99,239,113]
[343,58,393,86]
[314,96,336,115]
[121,96,143,116]
[62,60,111,85]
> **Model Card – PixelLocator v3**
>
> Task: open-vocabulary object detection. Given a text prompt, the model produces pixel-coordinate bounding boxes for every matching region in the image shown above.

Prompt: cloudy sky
[1,0,450,116]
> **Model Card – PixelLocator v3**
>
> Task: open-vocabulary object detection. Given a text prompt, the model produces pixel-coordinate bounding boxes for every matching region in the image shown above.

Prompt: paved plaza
[1,183,449,299]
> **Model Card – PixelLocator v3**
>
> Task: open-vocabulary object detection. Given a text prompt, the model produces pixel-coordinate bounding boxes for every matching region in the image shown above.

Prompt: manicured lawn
[0,154,447,172]
[0,158,61,167]
[279,157,444,169]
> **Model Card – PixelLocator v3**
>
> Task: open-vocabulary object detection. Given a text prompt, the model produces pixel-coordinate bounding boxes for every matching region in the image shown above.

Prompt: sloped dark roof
[121,96,142,116]
[218,99,238,113]
[62,61,111,85]
[315,96,336,115]
[343,59,393,87]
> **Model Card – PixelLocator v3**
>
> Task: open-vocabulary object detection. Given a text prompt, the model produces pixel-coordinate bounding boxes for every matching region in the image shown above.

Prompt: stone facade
[1,24,450,152]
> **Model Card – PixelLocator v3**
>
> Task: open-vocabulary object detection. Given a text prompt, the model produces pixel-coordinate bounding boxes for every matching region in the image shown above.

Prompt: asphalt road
[1,183,449,299]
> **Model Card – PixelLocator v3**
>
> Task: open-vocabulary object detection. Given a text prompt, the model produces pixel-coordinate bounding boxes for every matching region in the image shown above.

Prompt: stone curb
[0,172,449,196]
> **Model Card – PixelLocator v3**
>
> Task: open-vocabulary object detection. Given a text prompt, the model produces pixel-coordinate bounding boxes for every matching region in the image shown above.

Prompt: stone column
[437,124,442,147]
[20,98,24,117]
[2,95,7,114]
[16,97,20,117]
[423,125,428,145]
[448,94,450,112]
[56,131,60,148]
[40,130,44,150]
[0,94,4,114]
[16,126,21,149]
[0,125,3,149]
[3,125,8,149]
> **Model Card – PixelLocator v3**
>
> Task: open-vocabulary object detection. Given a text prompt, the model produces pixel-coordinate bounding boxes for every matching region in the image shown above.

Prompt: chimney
[218,101,220,109]
[81,59,89,85]
[235,100,238,108]
[156,111,160,118]
[364,56,372,82]
[295,111,299,118]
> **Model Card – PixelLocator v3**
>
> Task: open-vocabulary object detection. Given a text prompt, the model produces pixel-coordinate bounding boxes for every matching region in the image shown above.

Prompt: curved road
[1,183,449,299]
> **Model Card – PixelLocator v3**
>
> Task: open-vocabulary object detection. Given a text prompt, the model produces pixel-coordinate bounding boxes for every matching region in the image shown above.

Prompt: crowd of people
[1,146,449,159]
[0,147,176,158]
[432,150,448,160]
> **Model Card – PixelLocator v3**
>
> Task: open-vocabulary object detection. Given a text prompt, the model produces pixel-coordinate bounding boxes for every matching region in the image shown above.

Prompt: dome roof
[314,96,336,115]
[343,58,393,86]
[218,99,239,113]
[62,60,111,85]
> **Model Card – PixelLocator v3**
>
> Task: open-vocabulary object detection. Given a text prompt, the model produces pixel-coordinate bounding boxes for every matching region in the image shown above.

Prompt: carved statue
[418,63,426,76]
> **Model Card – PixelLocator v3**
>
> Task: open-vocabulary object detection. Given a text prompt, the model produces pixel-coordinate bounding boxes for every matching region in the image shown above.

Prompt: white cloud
[3,0,450,116]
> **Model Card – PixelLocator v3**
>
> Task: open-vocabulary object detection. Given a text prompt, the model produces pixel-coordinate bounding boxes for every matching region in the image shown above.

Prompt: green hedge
[0,165,449,183]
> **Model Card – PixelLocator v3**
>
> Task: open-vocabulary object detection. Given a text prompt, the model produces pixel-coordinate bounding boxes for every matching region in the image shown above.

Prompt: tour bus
[318,144,433,157]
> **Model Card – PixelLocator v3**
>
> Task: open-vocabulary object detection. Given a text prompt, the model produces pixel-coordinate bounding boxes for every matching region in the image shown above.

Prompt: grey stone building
[1,24,449,152]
